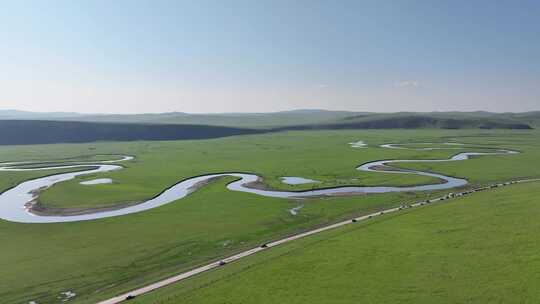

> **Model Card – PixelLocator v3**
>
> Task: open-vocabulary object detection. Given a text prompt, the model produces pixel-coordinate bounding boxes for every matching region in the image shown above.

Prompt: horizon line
[1,108,539,116]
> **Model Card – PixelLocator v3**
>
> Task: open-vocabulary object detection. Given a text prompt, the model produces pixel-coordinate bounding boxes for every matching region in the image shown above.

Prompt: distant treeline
[0,116,532,145]
[0,120,265,145]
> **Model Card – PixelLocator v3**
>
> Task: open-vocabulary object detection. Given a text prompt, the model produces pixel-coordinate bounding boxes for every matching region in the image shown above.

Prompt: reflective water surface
[281,177,319,185]
[80,178,113,185]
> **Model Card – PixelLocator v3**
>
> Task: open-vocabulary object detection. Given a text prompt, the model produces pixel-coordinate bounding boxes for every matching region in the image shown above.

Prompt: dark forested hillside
[0,120,264,145]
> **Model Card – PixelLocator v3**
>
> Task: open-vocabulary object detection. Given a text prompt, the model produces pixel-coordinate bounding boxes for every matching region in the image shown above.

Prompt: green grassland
[0,178,425,304]
[24,131,452,209]
[395,132,540,184]
[133,181,540,304]
[0,129,539,303]
[20,129,540,209]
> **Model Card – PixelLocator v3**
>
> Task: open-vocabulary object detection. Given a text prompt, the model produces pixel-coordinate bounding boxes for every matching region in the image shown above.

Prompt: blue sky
[1,0,539,113]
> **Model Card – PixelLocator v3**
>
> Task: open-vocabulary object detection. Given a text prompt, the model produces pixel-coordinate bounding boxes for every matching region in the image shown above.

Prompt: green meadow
[133,181,540,304]
[0,129,539,303]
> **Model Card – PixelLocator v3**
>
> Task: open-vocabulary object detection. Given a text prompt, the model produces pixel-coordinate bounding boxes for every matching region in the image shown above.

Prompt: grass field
[0,129,539,303]
[132,181,540,304]
[10,129,540,209]
[3,130,457,209]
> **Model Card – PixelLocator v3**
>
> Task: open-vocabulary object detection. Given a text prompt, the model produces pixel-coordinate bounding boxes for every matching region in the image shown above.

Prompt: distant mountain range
[0,109,86,120]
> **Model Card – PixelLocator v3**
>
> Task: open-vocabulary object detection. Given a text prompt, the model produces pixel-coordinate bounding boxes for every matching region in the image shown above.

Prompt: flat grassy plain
[38,131,446,209]
[1,130,450,209]
[395,132,540,184]
[0,129,539,303]
[22,129,540,209]
[133,181,540,304]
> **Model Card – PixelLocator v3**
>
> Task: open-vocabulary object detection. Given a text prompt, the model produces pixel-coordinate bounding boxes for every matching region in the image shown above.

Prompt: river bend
[0,144,518,223]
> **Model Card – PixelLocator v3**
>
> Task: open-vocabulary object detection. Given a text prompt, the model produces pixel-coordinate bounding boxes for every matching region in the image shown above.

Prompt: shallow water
[281,177,319,185]
[289,205,304,216]
[80,178,113,185]
[0,145,518,223]
[349,140,367,148]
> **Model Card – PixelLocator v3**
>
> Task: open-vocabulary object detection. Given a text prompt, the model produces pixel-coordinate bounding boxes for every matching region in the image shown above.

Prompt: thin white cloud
[394,80,420,88]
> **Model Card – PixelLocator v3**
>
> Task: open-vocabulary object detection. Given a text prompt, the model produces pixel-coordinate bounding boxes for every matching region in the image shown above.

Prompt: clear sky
[1,0,539,113]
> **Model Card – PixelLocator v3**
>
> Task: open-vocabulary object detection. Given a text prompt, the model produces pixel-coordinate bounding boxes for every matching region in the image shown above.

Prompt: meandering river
[0,144,518,223]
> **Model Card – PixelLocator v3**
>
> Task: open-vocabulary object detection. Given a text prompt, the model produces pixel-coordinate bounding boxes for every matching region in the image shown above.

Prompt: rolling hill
[0,110,535,144]
[1,109,538,128]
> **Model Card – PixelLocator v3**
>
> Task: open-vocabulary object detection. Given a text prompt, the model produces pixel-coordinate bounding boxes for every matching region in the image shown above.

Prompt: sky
[1,0,539,114]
